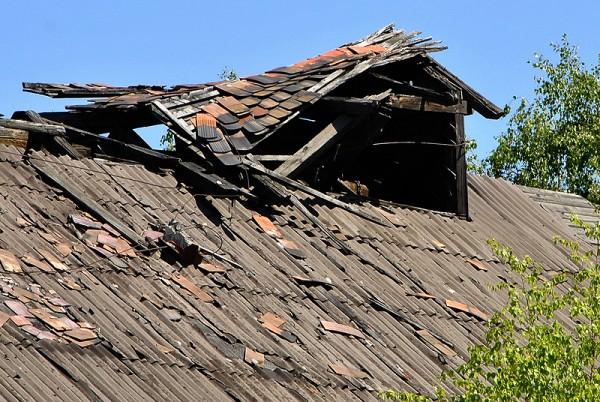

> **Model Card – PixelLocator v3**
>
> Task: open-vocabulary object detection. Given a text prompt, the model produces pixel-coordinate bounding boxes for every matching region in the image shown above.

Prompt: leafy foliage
[466,139,485,175]
[487,36,600,203]
[380,216,600,401]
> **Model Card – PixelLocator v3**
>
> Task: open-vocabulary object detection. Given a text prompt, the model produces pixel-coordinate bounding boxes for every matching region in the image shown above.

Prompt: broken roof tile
[171,274,214,302]
[225,130,253,151]
[0,311,10,327]
[195,113,220,140]
[0,249,23,273]
[239,116,267,135]
[321,320,365,339]
[276,239,306,259]
[253,214,282,239]
[416,329,457,358]
[10,315,32,327]
[21,254,54,272]
[198,262,226,273]
[217,96,251,116]
[267,107,292,120]
[468,259,488,271]
[215,82,251,97]
[201,103,239,125]
[330,364,369,378]
[270,91,292,102]
[5,300,34,317]
[244,347,265,367]
[278,98,303,111]
[36,249,69,271]
[259,312,286,328]
[258,98,278,109]
[256,114,280,127]
[69,214,102,229]
[29,308,72,331]
[250,105,269,118]
[238,96,261,107]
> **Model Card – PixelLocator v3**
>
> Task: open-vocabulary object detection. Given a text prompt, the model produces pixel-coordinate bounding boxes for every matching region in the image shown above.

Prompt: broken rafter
[369,72,454,102]
[246,158,389,226]
[275,114,362,178]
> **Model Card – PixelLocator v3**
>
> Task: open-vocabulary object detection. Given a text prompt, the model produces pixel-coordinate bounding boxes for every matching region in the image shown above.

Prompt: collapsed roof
[0,25,587,401]
[19,24,503,217]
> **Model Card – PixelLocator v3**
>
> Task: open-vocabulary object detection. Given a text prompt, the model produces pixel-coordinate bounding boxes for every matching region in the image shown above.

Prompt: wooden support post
[274,114,360,178]
[454,113,468,218]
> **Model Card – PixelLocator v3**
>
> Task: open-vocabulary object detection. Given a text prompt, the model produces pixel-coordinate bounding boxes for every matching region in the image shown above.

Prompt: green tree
[487,36,600,204]
[380,216,600,401]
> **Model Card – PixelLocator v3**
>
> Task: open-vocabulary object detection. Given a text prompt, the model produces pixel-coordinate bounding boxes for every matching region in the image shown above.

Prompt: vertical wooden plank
[455,112,468,218]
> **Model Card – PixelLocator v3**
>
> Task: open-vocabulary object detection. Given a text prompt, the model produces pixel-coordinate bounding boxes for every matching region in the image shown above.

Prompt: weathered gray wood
[0,117,66,136]
[251,154,290,162]
[387,94,468,114]
[274,114,360,178]
[24,111,83,159]
[30,158,145,246]
[149,100,197,141]
[246,158,390,226]
[454,113,468,217]
[321,96,379,114]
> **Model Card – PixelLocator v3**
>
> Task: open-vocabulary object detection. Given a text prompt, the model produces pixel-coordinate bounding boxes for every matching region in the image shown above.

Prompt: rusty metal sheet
[321,320,365,339]
[0,248,22,273]
[217,96,251,116]
[29,308,72,331]
[195,113,219,140]
[37,249,69,271]
[5,300,34,317]
[252,214,282,238]
[10,315,32,326]
[171,274,214,302]
[330,364,369,378]
[198,262,226,273]
[468,259,488,271]
[21,254,54,272]
[244,347,265,367]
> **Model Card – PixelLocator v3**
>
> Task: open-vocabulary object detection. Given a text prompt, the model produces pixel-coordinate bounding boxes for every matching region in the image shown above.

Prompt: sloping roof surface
[0,144,584,401]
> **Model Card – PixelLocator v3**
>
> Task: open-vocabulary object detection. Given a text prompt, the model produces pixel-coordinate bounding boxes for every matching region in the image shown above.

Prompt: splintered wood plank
[321,320,365,339]
[274,114,359,178]
[171,274,213,302]
[387,94,468,114]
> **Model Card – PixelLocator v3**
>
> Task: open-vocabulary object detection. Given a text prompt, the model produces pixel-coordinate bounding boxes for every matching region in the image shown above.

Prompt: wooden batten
[387,94,468,114]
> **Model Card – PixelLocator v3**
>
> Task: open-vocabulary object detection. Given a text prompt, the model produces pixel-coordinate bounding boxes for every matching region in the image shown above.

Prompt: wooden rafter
[274,114,362,178]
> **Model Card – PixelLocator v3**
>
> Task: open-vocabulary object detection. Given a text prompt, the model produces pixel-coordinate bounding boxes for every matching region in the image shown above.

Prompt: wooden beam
[387,94,468,114]
[149,100,197,141]
[321,96,378,115]
[23,111,83,160]
[251,154,290,162]
[369,72,454,102]
[274,114,361,178]
[454,113,468,218]
[0,117,66,136]
[30,158,146,247]
[246,158,390,226]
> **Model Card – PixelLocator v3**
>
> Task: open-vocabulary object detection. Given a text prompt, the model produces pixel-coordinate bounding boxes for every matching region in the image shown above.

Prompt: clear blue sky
[1,1,598,155]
